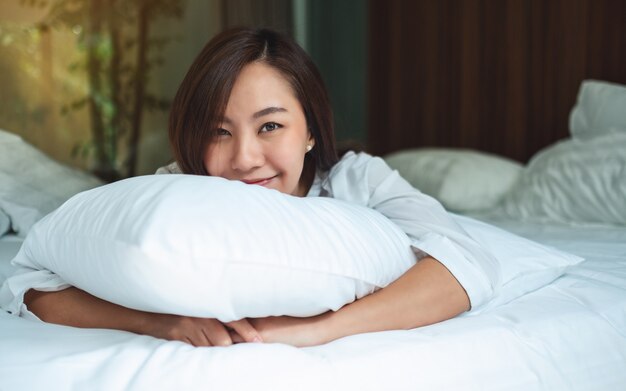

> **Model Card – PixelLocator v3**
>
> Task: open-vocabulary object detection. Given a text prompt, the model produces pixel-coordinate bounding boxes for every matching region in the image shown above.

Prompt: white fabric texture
[452,214,582,313]
[569,79,626,140]
[1,220,624,391]
[0,235,21,283]
[2,151,583,321]
[311,152,501,308]
[6,174,417,322]
[324,153,581,314]
[384,148,522,212]
[149,153,504,310]
[0,129,103,236]
[499,133,626,225]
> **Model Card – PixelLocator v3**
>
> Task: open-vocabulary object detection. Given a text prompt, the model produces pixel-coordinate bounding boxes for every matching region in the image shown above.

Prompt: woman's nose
[231,136,265,172]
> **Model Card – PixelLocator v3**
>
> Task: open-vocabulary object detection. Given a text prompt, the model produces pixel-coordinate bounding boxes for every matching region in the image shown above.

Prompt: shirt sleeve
[324,152,501,309]
[0,266,70,320]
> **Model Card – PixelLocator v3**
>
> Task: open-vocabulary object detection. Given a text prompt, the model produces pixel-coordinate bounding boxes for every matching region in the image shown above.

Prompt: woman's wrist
[132,311,174,337]
[127,310,153,335]
[311,310,345,345]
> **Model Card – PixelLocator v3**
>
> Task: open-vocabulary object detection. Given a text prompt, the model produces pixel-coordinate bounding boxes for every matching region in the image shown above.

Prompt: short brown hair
[168,27,338,177]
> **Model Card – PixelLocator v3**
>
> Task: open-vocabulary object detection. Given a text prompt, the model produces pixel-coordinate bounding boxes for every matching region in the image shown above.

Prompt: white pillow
[452,214,583,314]
[0,237,22,285]
[0,130,102,236]
[498,133,626,225]
[0,129,103,236]
[569,80,626,140]
[384,148,522,212]
[12,175,417,322]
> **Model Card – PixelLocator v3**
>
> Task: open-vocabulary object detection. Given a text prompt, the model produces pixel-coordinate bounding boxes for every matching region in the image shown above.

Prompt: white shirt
[0,152,500,317]
[306,152,500,308]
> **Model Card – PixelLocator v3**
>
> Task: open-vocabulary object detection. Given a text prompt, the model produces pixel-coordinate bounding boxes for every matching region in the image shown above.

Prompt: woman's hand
[25,287,264,348]
[230,314,332,347]
[144,315,263,347]
[234,257,470,348]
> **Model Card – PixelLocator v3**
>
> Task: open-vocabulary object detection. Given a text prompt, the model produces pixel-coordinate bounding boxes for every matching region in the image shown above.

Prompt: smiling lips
[241,175,277,186]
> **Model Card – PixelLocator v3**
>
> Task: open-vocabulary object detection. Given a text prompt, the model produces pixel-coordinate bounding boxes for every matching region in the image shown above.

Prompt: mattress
[1,220,625,390]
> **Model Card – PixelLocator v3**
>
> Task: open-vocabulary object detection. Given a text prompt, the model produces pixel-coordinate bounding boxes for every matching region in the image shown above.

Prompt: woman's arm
[323,152,500,309]
[24,288,262,346]
[242,153,495,347]
[246,256,469,347]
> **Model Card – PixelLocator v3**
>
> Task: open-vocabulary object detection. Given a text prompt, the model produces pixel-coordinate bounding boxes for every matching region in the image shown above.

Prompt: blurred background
[0,0,367,181]
[1,0,624,181]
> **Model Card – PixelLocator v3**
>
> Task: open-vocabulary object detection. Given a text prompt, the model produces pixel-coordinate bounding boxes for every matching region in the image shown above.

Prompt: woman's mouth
[241,175,277,186]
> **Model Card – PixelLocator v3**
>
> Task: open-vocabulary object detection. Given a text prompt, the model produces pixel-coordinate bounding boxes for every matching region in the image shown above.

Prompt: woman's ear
[307,133,316,148]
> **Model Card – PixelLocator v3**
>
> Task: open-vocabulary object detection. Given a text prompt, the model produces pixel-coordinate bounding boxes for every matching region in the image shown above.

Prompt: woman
[18,28,500,347]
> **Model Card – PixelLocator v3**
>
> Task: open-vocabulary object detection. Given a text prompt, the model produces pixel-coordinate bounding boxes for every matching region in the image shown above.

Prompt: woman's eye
[215,128,231,137]
[260,122,281,133]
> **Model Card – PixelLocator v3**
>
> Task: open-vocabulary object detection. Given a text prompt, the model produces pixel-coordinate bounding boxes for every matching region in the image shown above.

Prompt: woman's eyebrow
[220,107,288,124]
[252,107,288,119]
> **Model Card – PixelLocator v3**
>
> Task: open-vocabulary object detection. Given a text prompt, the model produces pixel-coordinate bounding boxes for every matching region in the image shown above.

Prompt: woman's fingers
[229,330,245,343]
[150,314,235,347]
[173,317,213,347]
[226,318,263,343]
[148,314,262,347]
[202,319,234,347]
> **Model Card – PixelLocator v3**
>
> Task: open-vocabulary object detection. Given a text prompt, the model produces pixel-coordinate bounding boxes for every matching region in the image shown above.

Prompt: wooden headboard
[367,0,626,162]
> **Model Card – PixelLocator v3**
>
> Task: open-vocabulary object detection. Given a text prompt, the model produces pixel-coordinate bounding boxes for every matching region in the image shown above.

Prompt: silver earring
[306,144,313,152]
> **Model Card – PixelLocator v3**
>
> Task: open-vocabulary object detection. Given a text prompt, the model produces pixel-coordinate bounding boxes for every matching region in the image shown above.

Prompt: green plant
[21,0,185,181]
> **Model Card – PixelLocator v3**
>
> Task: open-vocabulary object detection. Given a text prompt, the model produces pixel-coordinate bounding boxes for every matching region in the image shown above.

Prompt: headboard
[367,0,626,162]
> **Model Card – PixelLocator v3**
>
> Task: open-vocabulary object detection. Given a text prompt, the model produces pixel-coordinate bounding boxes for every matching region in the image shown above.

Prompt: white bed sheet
[1,221,625,391]
[0,234,21,282]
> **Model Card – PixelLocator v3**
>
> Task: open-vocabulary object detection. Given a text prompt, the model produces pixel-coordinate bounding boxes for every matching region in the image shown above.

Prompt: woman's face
[204,62,314,197]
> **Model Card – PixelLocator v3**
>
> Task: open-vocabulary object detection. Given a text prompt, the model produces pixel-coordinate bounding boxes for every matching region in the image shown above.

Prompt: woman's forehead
[224,63,301,115]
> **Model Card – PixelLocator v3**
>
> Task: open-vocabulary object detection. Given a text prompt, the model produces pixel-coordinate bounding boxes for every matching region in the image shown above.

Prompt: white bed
[1,80,625,390]
[1,219,625,390]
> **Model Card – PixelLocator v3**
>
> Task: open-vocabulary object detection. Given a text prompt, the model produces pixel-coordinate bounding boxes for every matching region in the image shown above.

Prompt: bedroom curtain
[367,0,626,162]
